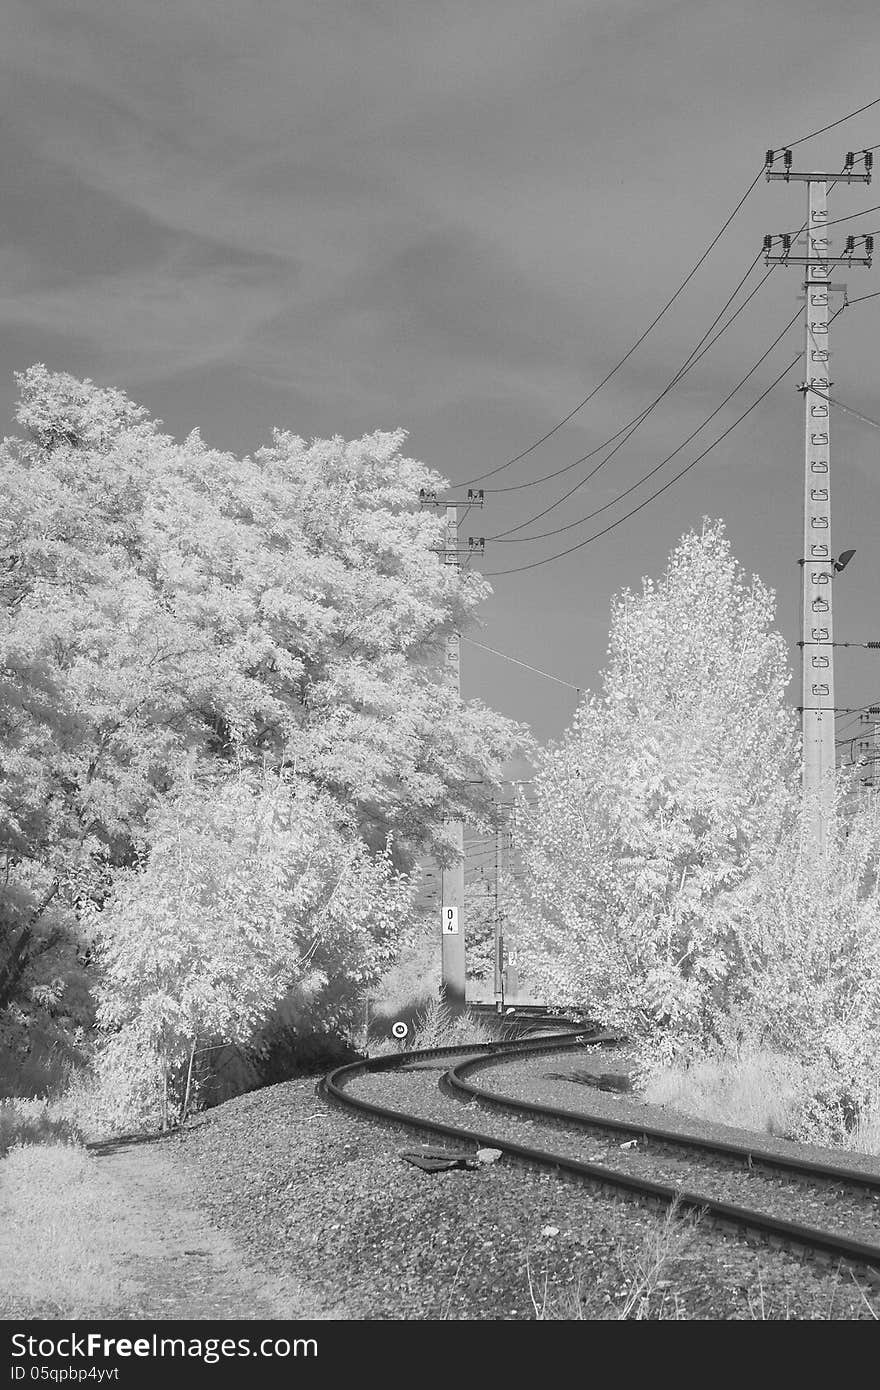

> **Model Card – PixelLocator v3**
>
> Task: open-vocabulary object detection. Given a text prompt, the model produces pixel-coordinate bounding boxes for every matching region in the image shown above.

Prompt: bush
[712,790,880,1145]
[0,1098,83,1156]
[91,767,413,1131]
[640,1049,807,1137]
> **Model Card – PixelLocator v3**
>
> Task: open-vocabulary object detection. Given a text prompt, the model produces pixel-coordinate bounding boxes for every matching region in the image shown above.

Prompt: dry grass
[0,1097,84,1156]
[640,1050,807,1138]
[408,996,503,1050]
[369,995,515,1056]
[529,1199,699,1320]
[0,1142,136,1317]
[847,1097,880,1157]
[640,1049,880,1158]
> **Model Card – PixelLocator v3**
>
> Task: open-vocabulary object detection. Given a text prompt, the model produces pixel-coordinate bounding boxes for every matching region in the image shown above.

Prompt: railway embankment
[169,1058,880,1320]
[6,1034,880,1320]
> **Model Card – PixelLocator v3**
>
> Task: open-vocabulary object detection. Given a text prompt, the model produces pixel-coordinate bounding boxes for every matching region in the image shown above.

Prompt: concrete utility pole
[764,148,873,852]
[493,805,504,1010]
[440,503,466,1011]
[420,487,485,1010]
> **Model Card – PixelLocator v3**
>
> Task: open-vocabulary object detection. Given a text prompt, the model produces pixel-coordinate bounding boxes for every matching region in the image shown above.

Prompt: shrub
[0,1097,83,1156]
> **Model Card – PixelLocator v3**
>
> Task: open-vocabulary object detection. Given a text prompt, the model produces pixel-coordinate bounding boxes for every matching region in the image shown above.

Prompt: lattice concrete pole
[766,148,872,846]
[802,178,836,853]
[440,505,467,1011]
[493,807,504,1009]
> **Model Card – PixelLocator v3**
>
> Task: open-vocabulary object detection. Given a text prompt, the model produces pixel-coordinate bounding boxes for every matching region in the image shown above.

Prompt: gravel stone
[169,1059,880,1320]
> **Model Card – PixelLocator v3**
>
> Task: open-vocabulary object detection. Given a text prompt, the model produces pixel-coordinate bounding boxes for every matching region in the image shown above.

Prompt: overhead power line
[454,169,766,489]
[777,97,880,150]
[846,288,880,308]
[483,282,877,576]
[490,256,773,540]
[806,387,880,432]
[489,305,802,554]
[461,636,582,692]
[781,201,880,235]
[484,332,802,576]
[487,251,768,499]
[455,99,880,494]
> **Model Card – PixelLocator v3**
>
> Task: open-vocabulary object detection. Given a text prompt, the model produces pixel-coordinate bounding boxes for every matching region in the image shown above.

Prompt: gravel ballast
[350,1064,880,1252]
[473,1040,880,1178]
[169,1058,880,1320]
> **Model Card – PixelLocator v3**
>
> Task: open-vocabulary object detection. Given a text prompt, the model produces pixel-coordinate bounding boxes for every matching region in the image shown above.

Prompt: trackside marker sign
[442,905,459,934]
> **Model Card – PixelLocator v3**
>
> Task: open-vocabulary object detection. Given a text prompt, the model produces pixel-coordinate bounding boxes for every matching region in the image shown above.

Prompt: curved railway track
[321,1016,880,1278]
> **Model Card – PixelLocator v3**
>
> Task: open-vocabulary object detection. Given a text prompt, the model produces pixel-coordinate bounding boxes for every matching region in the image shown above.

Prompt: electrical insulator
[868,640,880,648]
[871,706,880,715]
[763,234,773,252]
[781,234,791,253]
[845,151,855,169]
[765,148,775,167]
[845,235,855,252]
[866,151,874,172]
[867,236,874,254]
[783,149,793,168]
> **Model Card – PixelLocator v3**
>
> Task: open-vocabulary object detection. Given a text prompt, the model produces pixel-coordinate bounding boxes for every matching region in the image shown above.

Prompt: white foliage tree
[715,785,880,1143]
[92,765,412,1127]
[521,521,798,1057]
[0,366,526,1087]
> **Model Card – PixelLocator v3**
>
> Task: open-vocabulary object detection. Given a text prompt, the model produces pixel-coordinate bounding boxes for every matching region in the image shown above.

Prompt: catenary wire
[483,263,872,573]
[487,184,839,535]
[454,169,766,489]
[484,336,803,575]
[486,251,767,497]
[490,258,773,540]
[491,305,801,547]
[456,102,879,493]
[847,288,880,308]
[780,202,880,234]
[461,636,583,691]
[802,387,880,432]
[777,97,880,151]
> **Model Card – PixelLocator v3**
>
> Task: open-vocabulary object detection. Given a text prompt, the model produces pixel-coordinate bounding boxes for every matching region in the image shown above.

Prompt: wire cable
[778,98,880,151]
[491,305,801,548]
[455,103,879,494]
[783,202,880,234]
[490,257,772,540]
[845,288,880,308]
[484,331,803,576]
[486,186,836,533]
[484,275,871,573]
[487,252,767,498]
[803,387,880,431]
[461,636,582,691]
[454,169,766,488]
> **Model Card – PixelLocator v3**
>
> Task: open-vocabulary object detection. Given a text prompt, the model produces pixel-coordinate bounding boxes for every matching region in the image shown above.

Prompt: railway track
[322,1020,880,1278]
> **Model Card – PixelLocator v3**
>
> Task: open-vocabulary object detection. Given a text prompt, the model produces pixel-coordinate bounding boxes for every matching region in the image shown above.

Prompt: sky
[2,0,880,770]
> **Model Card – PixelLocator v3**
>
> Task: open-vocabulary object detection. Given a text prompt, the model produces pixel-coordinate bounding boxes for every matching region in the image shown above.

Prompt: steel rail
[322,1031,880,1273]
[447,1041,880,1194]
